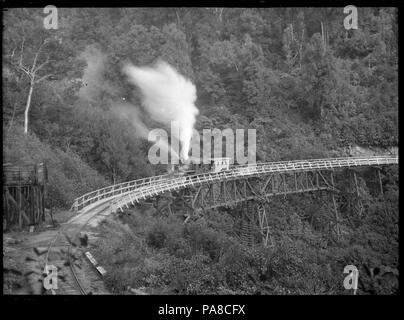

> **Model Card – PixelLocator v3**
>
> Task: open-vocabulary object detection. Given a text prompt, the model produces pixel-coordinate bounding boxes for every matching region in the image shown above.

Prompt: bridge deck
[107,156,398,212]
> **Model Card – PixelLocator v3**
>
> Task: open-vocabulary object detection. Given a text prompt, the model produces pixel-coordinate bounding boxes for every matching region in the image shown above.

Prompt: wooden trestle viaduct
[70,156,398,247]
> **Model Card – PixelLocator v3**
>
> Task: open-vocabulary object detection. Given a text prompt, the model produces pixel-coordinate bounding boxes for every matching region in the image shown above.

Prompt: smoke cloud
[123,61,199,160]
[78,46,120,102]
[78,46,106,101]
[114,102,179,160]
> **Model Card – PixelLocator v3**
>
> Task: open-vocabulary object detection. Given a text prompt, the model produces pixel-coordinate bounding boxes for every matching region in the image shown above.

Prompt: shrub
[3,125,108,208]
[184,222,233,261]
[146,217,184,250]
[165,255,221,294]
[93,220,147,292]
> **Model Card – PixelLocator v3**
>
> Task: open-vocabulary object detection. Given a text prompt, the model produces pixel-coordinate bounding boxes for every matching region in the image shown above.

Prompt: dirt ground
[3,207,109,294]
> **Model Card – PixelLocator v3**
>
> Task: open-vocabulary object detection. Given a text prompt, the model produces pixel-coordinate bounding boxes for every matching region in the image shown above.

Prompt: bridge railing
[110,156,398,212]
[71,174,171,212]
[233,156,398,172]
[230,156,397,170]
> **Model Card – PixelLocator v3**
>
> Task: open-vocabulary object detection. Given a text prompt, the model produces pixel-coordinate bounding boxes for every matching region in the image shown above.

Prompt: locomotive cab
[189,157,232,174]
[167,157,232,177]
[210,157,231,173]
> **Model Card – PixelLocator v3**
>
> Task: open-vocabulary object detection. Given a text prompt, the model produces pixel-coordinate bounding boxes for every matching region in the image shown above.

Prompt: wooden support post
[355,171,364,217]
[247,202,254,246]
[241,201,252,247]
[377,169,384,196]
[353,171,359,196]
[310,204,314,225]
[31,187,35,223]
[33,186,37,224]
[17,186,22,228]
[375,168,389,216]
[331,193,341,236]
[42,185,45,222]
[39,186,43,222]
[38,186,42,223]
[310,172,315,189]
[282,174,287,193]
[29,186,33,224]
[167,203,173,216]
[329,172,342,235]
[17,188,30,226]
[211,183,215,206]
[39,187,43,222]
[21,208,30,226]
[192,185,202,208]
[330,171,335,188]
[257,202,272,247]
[27,187,32,223]
[305,171,309,189]
[6,189,16,225]
[3,190,8,230]
[24,188,29,223]
[34,186,37,223]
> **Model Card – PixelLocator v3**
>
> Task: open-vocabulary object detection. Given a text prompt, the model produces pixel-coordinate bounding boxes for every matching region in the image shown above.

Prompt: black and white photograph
[2,3,399,300]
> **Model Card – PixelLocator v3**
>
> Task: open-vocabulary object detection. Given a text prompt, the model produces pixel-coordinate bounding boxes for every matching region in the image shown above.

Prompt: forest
[3,7,398,294]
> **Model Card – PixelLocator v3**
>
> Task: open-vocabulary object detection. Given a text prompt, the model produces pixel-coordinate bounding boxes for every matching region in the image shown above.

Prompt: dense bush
[93,169,398,295]
[3,8,397,183]
[3,8,397,295]
[3,126,108,208]
[184,223,234,261]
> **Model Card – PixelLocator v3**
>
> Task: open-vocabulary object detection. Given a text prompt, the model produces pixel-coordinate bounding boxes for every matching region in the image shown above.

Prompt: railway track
[43,203,110,295]
[40,155,397,294]
[111,156,398,212]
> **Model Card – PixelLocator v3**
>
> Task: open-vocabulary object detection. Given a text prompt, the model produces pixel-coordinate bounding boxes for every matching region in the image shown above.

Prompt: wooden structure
[3,162,47,230]
[66,156,398,247]
[108,156,397,247]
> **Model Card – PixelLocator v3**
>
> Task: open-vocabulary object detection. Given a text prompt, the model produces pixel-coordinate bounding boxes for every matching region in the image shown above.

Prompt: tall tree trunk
[299,28,305,69]
[218,8,223,23]
[290,23,294,42]
[175,10,181,25]
[112,166,116,185]
[24,81,34,135]
[321,21,325,52]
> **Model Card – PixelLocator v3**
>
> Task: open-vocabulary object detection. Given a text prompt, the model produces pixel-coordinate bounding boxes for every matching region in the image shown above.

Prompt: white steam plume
[123,61,199,161]
[114,102,179,160]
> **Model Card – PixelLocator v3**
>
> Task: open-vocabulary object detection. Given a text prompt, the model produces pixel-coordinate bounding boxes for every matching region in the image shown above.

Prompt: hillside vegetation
[3,8,398,294]
[93,180,398,295]
[3,8,397,183]
[3,126,108,208]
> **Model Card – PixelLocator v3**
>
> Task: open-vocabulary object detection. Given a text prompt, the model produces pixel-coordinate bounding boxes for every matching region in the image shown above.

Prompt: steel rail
[45,204,111,295]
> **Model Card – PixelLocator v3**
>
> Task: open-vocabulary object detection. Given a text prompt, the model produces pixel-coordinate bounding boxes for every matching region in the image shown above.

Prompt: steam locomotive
[167,157,232,177]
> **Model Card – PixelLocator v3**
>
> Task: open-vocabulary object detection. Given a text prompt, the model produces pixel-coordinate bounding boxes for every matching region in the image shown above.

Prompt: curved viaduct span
[71,156,398,246]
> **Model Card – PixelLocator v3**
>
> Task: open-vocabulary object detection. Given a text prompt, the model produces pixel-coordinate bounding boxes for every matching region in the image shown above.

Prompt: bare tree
[9,33,54,135]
